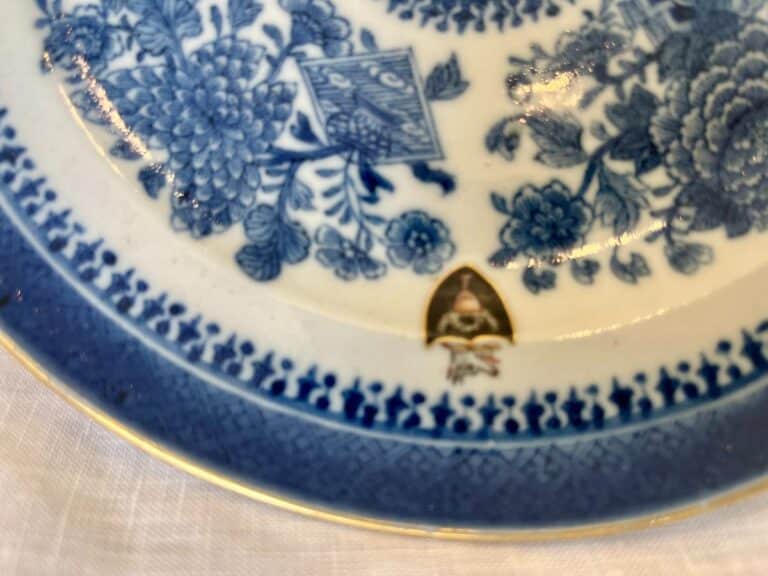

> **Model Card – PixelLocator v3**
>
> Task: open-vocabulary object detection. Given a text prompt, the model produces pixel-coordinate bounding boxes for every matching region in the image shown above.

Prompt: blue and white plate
[2,0,768,537]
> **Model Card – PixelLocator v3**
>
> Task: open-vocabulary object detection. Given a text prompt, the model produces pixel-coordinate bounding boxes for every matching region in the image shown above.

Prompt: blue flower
[551,19,627,75]
[385,211,455,274]
[651,23,768,237]
[498,180,592,262]
[315,226,386,280]
[279,0,351,56]
[43,6,123,72]
[98,38,296,237]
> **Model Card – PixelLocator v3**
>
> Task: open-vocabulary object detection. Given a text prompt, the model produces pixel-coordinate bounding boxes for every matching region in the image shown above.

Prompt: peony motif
[497,180,592,262]
[43,6,123,72]
[652,23,768,237]
[279,0,352,56]
[491,3,768,292]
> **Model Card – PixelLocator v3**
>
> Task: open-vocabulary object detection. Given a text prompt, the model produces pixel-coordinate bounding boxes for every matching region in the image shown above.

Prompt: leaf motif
[138,164,167,198]
[570,258,600,285]
[606,85,658,131]
[237,211,309,281]
[527,111,587,168]
[228,0,262,30]
[579,85,605,109]
[530,43,549,59]
[288,179,314,211]
[110,140,143,161]
[488,247,517,268]
[522,267,556,294]
[424,53,470,101]
[236,241,282,282]
[243,204,278,243]
[325,199,345,217]
[590,122,610,141]
[490,192,510,214]
[69,89,111,125]
[651,184,676,198]
[409,162,456,195]
[665,242,714,275]
[360,28,378,52]
[364,213,386,225]
[610,251,650,285]
[339,205,353,225]
[608,128,660,172]
[358,227,374,252]
[321,184,343,198]
[278,219,310,264]
[290,112,320,144]
[262,24,284,49]
[657,33,689,83]
[129,0,203,56]
[265,167,288,178]
[594,166,650,235]
[359,163,394,196]
[485,118,520,161]
[210,6,223,36]
[316,168,342,179]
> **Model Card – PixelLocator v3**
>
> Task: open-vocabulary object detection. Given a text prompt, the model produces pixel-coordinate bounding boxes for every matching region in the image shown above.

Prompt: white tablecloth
[1,348,768,575]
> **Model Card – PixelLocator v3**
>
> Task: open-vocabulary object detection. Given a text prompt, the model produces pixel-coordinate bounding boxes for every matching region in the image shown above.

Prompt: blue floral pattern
[488,1,768,293]
[315,225,387,280]
[6,102,768,442]
[385,210,455,274]
[373,0,577,34]
[6,100,768,440]
[281,0,352,56]
[492,181,592,262]
[652,23,768,238]
[40,3,126,75]
[37,0,458,283]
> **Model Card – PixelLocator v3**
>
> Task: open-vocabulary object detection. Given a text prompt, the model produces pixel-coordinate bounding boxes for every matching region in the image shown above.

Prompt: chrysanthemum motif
[102,38,296,237]
[652,23,768,237]
[40,0,457,284]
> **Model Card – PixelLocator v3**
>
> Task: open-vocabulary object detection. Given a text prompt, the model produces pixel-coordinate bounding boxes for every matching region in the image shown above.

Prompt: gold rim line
[2,328,767,542]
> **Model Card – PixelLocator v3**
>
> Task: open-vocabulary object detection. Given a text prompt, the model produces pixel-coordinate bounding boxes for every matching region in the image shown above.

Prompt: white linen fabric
[1,348,767,576]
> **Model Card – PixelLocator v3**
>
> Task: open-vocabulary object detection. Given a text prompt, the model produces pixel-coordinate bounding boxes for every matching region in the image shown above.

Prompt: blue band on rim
[3,177,768,527]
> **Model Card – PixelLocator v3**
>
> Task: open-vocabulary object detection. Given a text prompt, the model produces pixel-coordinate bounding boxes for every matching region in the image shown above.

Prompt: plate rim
[4,99,768,533]
[3,327,767,542]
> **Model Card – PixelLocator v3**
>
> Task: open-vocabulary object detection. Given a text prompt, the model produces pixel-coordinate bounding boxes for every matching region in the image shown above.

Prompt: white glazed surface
[5,0,767,338]
[2,0,767,406]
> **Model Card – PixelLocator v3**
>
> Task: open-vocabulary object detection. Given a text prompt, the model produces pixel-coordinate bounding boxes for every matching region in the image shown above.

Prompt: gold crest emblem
[426,266,513,384]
